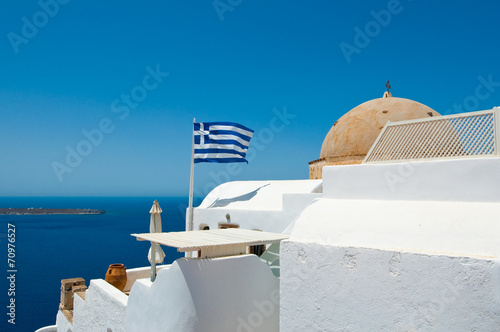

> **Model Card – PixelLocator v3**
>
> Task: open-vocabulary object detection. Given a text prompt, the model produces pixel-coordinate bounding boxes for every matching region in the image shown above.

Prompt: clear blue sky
[2,0,500,197]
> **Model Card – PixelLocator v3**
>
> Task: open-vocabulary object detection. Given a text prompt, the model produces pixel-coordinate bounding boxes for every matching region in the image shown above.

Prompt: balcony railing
[363,108,500,164]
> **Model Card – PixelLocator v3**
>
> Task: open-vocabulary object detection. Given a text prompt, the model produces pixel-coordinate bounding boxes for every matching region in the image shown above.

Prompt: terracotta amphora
[105,263,127,291]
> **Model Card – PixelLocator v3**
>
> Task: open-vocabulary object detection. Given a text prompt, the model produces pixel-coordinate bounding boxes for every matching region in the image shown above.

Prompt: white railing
[363,108,500,164]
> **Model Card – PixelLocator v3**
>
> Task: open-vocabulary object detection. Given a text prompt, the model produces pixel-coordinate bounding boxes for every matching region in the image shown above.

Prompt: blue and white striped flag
[193,122,254,163]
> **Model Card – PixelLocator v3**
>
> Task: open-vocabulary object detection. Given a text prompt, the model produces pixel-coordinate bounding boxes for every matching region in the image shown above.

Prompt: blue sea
[0,197,191,332]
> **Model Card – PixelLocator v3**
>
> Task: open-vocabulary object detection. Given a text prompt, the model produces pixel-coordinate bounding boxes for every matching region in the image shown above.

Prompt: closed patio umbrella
[148,200,165,281]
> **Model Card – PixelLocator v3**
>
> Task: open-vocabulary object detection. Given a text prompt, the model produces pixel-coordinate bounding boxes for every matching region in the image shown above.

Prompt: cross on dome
[383,80,393,98]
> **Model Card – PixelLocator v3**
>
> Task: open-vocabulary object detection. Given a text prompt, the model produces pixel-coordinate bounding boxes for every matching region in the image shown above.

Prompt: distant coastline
[0,208,106,215]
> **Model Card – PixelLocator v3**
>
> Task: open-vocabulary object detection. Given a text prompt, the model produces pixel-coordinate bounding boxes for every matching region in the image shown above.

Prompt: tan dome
[320,97,438,161]
[309,96,439,179]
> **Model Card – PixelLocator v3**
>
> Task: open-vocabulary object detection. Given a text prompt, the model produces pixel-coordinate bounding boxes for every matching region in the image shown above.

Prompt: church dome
[309,91,439,179]
[320,97,438,161]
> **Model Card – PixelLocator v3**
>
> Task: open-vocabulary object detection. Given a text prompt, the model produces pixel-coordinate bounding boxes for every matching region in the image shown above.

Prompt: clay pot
[105,264,127,291]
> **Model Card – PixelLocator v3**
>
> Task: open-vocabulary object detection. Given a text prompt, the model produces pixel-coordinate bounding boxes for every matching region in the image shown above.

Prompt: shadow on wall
[207,184,270,208]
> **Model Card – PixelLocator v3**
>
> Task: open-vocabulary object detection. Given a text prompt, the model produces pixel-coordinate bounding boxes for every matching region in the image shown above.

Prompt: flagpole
[188,118,195,233]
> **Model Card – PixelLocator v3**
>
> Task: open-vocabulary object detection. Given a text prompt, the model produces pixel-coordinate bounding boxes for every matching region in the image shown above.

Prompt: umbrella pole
[150,242,157,282]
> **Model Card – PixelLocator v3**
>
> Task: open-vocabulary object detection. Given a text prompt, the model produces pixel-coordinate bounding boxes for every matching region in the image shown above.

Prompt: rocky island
[0,208,106,215]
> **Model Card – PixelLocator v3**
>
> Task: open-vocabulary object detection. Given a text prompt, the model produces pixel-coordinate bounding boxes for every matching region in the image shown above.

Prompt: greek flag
[194,122,254,163]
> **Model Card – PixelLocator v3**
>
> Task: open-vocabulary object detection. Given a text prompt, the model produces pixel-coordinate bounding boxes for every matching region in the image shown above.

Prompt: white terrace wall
[281,242,500,331]
[127,255,280,332]
[72,279,127,332]
[57,265,172,332]
[280,159,500,331]
[55,311,72,332]
[123,265,170,292]
[192,180,321,233]
[323,157,500,202]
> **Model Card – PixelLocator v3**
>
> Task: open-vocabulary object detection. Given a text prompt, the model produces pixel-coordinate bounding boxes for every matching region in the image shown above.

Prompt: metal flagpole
[188,118,195,233]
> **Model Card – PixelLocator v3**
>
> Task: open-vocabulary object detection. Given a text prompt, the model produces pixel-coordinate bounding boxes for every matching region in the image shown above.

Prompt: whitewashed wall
[55,311,72,332]
[192,180,321,233]
[280,158,500,331]
[127,255,280,332]
[123,265,170,292]
[281,242,500,331]
[71,279,127,332]
[323,157,500,202]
